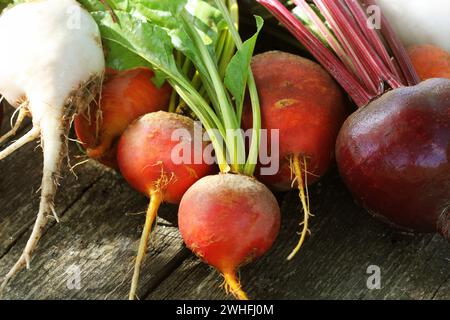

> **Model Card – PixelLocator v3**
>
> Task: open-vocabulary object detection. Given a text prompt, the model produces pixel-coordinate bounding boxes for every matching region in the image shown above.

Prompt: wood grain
[0,27,448,300]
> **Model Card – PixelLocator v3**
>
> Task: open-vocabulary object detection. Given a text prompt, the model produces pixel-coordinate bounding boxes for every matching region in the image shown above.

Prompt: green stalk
[216,29,229,71]
[181,55,193,77]
[175,24,232,119]
[214,0,262,176]
[170,78,230,173]
[218,34,236,78]
[169,51,188,112]
[181,10,245,173]
[168,88,178,113]
[218,1,238,77]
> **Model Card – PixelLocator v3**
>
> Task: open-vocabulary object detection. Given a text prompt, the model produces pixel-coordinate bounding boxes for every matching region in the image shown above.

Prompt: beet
[241,51,347,259]
[336,78,450,239]
[75,67,172,168]
[243,51,348,190]
[117,111,214,299]
[179,174,281,299]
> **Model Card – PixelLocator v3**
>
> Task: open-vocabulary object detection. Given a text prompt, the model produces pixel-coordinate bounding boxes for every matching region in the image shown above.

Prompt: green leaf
[109,0,130,11]
[132,0,186,29]
[224,15,263,111]
[78,0,130,12]
[185,0,226,48]
[103,39,168,86]
[92,10,179,77]
[77,0,107,12]
[135,0,187,16]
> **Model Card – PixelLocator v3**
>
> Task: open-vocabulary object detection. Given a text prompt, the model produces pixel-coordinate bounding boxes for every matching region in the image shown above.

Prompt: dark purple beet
[336,78,450,240]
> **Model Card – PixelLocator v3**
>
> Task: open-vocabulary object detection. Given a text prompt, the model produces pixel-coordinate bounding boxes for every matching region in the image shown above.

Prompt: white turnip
[0,0,104,291]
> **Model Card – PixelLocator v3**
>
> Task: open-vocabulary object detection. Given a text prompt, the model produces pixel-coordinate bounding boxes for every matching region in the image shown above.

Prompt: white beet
[0,0,104,293]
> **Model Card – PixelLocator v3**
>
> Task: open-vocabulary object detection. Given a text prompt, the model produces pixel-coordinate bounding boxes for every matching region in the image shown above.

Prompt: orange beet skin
[408,44,450,81]
[117,111,213,203]
[243,51,348,190]
[178,174,280,274]
[75,67,172,168]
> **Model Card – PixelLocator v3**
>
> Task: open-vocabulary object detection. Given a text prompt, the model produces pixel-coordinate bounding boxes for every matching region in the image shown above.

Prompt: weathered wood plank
[146,172,450,300]
[0,168,188,300]
[0,137,105,258]
[433,275,450,300]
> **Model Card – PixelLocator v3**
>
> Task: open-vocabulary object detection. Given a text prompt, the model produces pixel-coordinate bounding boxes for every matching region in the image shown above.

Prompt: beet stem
[259,0,419,107]
[316,0,403,91]
[343,0,401,80]
[361,0,420,85]
[257,0,371,106]
[129,191,163,300]
[313,0,379,95]
[293,0,355,73]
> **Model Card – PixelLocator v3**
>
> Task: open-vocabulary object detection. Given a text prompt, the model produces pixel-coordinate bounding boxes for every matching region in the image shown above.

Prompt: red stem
[257,0,371,106]
[312,0,379,95]
[293,0,355,73]
[361,0,420,85]
[343,0,403,81]
[316,0,402,91]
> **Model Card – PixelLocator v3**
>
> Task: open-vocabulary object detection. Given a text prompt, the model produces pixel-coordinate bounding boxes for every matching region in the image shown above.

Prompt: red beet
[117,111,214,299]
[178,174,281,300]
[75,67,172,168]
[336,78,450,239]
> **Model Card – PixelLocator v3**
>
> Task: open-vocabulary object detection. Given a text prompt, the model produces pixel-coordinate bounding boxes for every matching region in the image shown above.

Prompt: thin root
[222,272,249,300]
[128,191,163,300]
[0,126,40,160]
[0,198,52,297]
[287,154,312,261]
[69,158,90,179]
[0,107,28,147]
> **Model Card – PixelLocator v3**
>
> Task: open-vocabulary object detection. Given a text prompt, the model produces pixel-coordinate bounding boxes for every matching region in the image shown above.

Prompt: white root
[0,107,28,147]
[0,126,40,160]
[0,0,105,294]
[0,115,63,293]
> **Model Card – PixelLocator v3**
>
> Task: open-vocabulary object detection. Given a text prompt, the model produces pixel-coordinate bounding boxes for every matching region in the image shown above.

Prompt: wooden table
[0,2,448,299]
[0,105,448,300]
